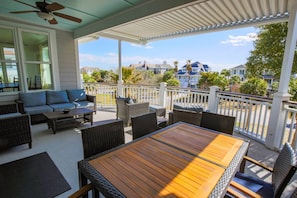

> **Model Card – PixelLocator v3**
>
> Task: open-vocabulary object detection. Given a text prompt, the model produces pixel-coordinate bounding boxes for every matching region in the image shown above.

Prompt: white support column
[117,40,123,97]
[266,0,297,149]
[208,86,220,113]
[159,82,167,107]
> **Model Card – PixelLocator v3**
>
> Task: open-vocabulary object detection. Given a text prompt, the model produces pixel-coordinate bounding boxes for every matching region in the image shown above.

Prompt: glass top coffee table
[43,108,94,134]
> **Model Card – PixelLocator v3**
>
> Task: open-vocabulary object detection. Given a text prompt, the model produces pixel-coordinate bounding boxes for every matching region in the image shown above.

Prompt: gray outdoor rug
[0,152,71,198]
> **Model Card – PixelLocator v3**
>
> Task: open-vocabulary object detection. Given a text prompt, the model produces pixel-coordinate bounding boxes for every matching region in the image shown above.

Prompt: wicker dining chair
[227,142,297,198]
[169,109,202,126]
[70,120,125,198]
[200,111,236,135]
[81,119,125,158]
[131,112,159,140]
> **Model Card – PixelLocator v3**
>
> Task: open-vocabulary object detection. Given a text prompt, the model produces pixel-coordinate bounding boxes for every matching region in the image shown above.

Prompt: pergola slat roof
[77,0,290,44]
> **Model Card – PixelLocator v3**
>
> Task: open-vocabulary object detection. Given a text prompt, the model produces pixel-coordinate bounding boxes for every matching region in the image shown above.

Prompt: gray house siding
[56,30,79,90]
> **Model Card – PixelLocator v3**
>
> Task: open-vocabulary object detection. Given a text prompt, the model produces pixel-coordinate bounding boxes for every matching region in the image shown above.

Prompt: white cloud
[130,43,153,49]
[221,33,258,46]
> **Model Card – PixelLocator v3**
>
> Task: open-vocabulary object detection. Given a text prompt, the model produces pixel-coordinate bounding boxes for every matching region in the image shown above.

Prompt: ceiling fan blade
[46,2,64,12]
[10,10,38,14]
[48,18,58,24]
[53,12,82,23]
[13,0,38,9]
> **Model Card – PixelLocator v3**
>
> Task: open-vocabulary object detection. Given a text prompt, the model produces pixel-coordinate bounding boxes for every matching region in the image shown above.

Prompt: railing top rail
[167,87,209,93]
[218,91,273,102]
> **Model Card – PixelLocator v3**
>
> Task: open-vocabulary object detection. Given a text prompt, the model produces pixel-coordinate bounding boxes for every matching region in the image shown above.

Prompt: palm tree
[174,61,178,72]
[186,60,192,73]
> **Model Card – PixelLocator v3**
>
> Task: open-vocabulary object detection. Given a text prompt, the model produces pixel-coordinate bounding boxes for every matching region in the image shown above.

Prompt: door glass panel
[0,28,19,92]
[22,31,52,90]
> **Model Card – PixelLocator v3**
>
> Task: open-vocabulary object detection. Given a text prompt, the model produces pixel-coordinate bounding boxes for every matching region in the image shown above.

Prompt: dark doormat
[0,152,71,198]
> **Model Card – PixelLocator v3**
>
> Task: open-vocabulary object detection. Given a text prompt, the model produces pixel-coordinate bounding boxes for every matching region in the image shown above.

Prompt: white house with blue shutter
[176,61,211,88]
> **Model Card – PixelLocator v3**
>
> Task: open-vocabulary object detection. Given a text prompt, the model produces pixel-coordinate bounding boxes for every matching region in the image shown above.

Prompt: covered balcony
[0,0,296,197]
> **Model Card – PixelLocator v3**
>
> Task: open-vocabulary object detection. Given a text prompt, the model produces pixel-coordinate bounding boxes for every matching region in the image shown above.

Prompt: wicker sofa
[16,89,96,124]
[0,103,32,150]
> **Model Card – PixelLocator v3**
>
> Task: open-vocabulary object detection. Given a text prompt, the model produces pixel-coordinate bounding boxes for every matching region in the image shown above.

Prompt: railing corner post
[266,92,290,150]
[117,80,124,97]
[208,86,220,113]
[159,82,167,107]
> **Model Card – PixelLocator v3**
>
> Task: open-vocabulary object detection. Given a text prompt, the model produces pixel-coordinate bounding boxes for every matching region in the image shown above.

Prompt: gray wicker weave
[0,103,18,114]
[168,109,202,126]
[200,111,235,135]
[81,119,125,159]
[131,112,159,140]
[232,142,297,198]
[115,97,149,126]
[0,114,32,150]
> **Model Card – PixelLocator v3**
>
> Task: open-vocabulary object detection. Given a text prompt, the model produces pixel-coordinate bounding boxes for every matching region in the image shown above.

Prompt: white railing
[217,92,272,144]
[83,82,297,150]
[83,83,117,109]
[166,87,209,110]
[122,84,160,105]
[282,101,297,149]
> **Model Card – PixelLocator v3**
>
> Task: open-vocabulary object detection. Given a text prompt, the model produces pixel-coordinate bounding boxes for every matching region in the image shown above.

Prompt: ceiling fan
[10,0,82,24]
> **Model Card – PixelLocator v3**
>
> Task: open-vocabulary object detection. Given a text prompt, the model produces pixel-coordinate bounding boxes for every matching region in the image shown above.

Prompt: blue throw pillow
[20,91,46,107]
[67,89,87,102]
[46,90,69,104]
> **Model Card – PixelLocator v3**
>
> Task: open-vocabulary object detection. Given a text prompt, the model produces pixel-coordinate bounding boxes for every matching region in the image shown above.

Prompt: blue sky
[78,26,258,72]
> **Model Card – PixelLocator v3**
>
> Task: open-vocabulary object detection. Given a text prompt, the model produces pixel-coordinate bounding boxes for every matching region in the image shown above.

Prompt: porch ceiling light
[37,12,54,21]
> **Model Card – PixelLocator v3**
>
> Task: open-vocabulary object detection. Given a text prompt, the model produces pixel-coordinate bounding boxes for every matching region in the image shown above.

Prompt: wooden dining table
[78,122,249,198]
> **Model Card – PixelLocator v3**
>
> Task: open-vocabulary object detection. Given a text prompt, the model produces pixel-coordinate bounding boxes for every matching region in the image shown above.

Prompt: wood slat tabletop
[89,138,225,197]
[80,122,249,198]
[152,123,245,167]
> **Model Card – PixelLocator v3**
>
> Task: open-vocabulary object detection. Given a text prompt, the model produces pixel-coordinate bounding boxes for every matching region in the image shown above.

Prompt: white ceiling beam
[74,0,199,39]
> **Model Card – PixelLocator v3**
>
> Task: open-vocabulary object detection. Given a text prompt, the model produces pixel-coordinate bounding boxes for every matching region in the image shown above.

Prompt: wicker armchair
[227,142,297,198]
[116,97,149,126]
[168,109,202,126]
[131,112,159,140]
[0,114,32,150]
[200,111,235,135]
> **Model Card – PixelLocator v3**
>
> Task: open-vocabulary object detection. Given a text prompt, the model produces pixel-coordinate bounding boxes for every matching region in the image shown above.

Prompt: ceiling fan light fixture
[37,12,54,20]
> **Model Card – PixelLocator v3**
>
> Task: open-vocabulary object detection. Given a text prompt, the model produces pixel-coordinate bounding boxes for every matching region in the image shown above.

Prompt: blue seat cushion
[24,105,53,115]
[233,172,274,198]
[20,91,46,107]
[49,103,75,111]
[67,89,87,102]
[47,90,69,105]
[0,112,22,119]
[74,101,94,108]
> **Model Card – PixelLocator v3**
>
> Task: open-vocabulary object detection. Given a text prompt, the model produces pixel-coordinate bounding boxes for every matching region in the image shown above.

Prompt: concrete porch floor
[0,109,296,197]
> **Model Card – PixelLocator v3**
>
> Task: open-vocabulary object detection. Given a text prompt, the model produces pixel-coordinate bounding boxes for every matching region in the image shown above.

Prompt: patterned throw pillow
[173,104,203,113]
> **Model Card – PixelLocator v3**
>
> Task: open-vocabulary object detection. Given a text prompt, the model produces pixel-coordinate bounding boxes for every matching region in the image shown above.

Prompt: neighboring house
[80,67,100,76]
[230,65,276,88]
[130,61,172,74]
[176,61,210,88]
[230,64,246,81]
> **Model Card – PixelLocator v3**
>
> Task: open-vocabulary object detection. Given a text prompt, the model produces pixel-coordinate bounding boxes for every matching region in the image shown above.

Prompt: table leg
[79,170,89,198]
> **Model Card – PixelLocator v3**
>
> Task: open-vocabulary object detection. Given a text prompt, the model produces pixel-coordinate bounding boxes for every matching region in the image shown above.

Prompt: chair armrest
[227,181,261,198]
[126,102,149,116]
[242,155,273,172]
[15,100,25,114]
[0,103,18,115]
[86,94,97,112]
[86,94,96,102]
[68,183,94,198]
